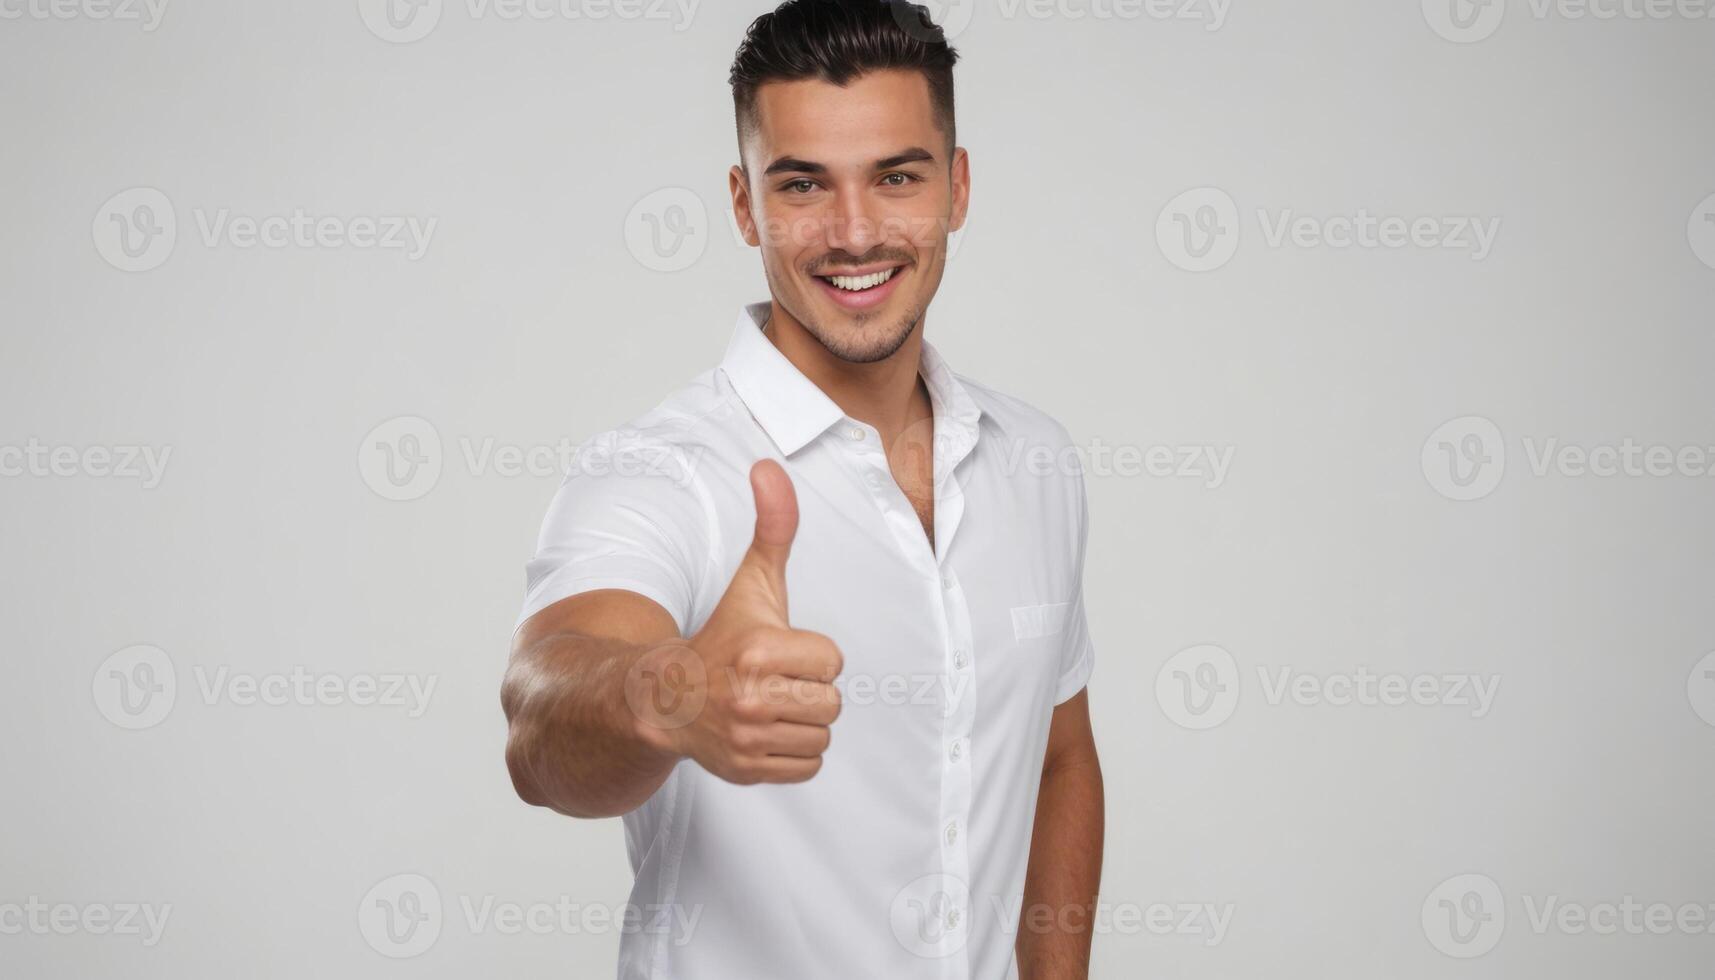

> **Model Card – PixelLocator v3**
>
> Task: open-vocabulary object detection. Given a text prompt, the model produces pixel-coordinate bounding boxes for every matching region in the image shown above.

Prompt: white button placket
[936,565,976,980]
[839,409,979,978]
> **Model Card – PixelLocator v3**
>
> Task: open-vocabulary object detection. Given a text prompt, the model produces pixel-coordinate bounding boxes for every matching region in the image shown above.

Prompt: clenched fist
[630,459,844,784]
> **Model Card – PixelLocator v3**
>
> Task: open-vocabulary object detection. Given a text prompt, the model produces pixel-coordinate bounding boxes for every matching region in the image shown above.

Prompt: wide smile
[812,264,906,312]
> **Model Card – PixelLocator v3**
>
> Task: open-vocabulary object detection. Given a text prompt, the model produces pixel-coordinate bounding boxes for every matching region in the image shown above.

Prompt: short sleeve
[1054,462,1095,704]
[516,431,714,637]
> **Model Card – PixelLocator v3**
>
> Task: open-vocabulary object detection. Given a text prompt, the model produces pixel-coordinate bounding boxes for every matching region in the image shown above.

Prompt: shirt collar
[719,301,989,458]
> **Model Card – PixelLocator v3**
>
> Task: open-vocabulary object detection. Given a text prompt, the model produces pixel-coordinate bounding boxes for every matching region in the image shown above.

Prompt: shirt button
[946,907,962,929]
[847,425,865,441]
[940,571,955,590]
[949,739,964,763]
[945,821,959,845]
[953,650,969,669]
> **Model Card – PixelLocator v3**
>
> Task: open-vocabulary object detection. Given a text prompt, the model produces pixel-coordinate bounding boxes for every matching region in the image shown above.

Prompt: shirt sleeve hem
[1053,642,1094,704]
[514,574,689,638]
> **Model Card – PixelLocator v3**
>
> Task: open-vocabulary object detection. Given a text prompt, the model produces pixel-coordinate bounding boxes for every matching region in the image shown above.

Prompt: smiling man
[502,2,1104,978]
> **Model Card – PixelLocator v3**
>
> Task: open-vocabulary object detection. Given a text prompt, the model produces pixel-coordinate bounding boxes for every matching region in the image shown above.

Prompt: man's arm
[502,459,843,819]
[501,589,686,818]
[1015,688,1104,979]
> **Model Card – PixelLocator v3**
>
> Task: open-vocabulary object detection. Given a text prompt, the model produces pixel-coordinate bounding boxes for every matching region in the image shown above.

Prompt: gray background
[2,0,1713,977]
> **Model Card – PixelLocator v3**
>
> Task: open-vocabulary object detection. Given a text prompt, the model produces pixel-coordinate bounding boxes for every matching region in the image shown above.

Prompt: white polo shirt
[520,302,1095,980]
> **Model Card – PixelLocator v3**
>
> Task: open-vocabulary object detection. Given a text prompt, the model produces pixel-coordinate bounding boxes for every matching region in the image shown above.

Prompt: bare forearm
[1016,756,1104,979]
[502,631,680,819]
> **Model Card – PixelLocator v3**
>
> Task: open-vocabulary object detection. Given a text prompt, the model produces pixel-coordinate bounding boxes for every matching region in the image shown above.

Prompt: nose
[823,184,882,256]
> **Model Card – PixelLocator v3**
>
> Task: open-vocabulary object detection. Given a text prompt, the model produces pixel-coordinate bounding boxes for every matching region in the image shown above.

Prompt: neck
[762,301,933,444]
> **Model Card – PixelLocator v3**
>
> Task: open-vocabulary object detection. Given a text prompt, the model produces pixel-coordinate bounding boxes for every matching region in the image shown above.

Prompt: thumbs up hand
[652,459,844,784]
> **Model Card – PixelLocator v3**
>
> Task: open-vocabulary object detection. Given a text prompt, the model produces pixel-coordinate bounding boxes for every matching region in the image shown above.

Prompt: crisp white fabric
[519,302,1095,980]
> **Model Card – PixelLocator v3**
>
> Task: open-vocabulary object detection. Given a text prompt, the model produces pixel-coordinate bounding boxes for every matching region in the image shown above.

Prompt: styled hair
[729,0,960,156]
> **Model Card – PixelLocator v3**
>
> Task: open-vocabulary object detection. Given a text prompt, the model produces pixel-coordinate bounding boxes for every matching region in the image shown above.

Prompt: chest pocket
[1010,601,1070,641]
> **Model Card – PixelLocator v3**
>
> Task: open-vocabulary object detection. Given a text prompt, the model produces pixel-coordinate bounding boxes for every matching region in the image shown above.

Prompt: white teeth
[825,267,897,291]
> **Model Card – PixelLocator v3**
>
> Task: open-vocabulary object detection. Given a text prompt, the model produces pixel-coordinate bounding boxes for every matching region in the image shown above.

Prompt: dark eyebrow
[761,147,939,177]
[875,147,936,169]
[762,157,826,177]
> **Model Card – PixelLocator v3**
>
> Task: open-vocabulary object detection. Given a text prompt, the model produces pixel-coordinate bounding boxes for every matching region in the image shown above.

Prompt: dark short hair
[729,0,960,158]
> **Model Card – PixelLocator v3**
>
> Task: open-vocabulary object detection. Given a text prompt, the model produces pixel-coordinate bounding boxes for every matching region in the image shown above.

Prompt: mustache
[807,249,914,275]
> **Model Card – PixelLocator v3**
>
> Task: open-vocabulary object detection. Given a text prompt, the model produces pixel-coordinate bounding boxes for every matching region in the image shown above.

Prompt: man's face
[730,69,969,364]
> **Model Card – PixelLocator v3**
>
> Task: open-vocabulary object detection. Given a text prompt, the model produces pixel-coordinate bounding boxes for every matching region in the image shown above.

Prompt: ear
[948,146,971,234]
[729,164,761,248]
